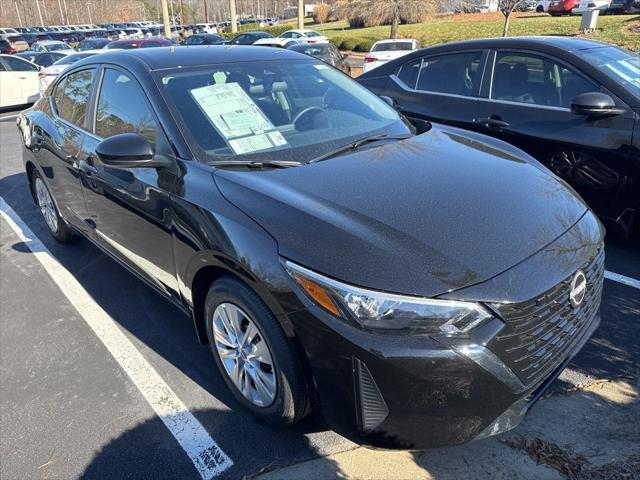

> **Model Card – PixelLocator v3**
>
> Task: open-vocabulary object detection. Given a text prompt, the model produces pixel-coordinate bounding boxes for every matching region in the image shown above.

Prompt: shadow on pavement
[78,408,347,480]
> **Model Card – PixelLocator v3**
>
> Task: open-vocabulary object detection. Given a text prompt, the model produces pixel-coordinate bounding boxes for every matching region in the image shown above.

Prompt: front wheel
[205,276,310,425]
[32,170,75,242]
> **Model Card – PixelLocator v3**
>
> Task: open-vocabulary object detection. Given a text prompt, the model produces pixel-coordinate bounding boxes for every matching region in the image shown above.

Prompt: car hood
[214,125,589,298]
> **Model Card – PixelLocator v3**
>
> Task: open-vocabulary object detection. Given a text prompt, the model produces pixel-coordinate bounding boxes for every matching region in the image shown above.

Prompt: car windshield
[581,46,640,97]
[158,59,407,163]
[54,53,94,65]
[372,42,414,52]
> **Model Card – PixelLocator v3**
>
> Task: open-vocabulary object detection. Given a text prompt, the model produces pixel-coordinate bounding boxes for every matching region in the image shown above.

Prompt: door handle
[78,158,98,176]
[475,117,510,128]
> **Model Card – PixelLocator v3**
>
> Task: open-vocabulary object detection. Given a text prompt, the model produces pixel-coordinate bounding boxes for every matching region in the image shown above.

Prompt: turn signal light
[293,274,341,317]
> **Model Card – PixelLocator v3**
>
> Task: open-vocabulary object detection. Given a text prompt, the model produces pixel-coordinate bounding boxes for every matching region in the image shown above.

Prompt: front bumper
[284,215,604,449]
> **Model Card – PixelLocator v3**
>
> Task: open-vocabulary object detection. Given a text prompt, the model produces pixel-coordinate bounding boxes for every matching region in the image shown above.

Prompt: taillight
[364,56,377,63]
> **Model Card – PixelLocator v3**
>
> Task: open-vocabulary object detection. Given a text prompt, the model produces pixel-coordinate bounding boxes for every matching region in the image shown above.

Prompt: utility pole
[35,0,44,26]
[57,0,64,23]
[297,0,304,29]
[14,0,23,27]
[229,0,237,32]
[203,0,209,23]
[161,0,171,38]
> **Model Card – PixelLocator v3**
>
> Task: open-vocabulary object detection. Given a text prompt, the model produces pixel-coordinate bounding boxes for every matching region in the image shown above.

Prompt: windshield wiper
[308,133,412,164]
[210,159,302,169]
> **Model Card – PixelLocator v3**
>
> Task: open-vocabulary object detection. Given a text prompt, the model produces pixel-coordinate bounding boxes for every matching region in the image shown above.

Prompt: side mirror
[95,133,170,169]
[379,95,396,108]
[571,92,624,117]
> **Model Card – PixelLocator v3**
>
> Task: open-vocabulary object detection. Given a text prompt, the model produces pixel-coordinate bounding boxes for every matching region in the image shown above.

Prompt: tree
[499,0,525,37]
[340,0,435,39]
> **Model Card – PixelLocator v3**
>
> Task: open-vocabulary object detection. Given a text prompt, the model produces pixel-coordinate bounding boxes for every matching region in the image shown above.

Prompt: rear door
[0,61,21,107]
[382,50,487,130]
[37,68,96,231]
[2,55,40,103]
[475,49,634,217]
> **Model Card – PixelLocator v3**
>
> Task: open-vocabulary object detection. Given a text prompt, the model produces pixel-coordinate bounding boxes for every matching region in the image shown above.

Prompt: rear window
[54,53,94,65]
[305,31,321,37]
[373,42,414,52]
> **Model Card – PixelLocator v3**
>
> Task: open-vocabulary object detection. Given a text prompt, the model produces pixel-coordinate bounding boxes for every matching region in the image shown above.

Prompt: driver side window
[94,68,157,144]
[491,52,598,108]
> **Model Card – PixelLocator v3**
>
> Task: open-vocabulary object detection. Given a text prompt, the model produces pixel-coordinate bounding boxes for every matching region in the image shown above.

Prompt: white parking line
[0,198,233,480]
[604,270,640,290]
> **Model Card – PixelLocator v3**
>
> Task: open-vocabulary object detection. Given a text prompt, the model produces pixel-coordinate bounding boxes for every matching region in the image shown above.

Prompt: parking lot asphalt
[0,109,638,480]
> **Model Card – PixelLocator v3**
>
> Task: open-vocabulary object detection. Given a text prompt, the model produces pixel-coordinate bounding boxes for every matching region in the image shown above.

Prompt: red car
[548,0,578,14]
[106,37,175,49]
[0,38,16,54]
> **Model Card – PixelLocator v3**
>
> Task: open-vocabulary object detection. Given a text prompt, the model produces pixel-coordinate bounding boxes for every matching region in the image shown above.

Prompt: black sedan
[182,33,227,45]
[229,31,275,45]
[18,46,604,449]
[358,37,640,236]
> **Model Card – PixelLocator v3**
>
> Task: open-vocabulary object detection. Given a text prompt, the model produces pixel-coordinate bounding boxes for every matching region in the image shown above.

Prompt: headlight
[284,260,492,335]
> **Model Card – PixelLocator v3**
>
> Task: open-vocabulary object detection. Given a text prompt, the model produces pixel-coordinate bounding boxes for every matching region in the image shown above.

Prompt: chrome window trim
[477,96,572,112]
[49,67,98,135]
[390,74,480,102]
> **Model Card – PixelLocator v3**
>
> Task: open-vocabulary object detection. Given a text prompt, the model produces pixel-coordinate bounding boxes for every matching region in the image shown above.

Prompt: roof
[374,39,418,44]
[426,36,611,53]
[89,45,307,70]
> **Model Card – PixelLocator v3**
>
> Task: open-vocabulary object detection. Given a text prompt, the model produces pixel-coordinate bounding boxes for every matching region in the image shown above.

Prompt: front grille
[488,246,604,389]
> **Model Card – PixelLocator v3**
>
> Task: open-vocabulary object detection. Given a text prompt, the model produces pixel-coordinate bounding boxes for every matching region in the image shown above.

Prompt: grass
[308,12,640,52]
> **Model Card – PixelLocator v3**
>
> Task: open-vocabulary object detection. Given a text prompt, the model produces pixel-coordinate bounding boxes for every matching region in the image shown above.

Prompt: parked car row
[537,0,639,14]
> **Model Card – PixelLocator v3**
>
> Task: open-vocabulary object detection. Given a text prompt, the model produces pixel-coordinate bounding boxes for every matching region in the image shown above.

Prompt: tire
[32,170,75,243]
[205,276,309,425]
[536,5,544,12]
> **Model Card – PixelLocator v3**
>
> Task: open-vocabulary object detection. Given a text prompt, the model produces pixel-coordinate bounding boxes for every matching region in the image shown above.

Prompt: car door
[475,49,635,216]
[381,50,487,131]
[0,60,21,108]
[37,68,95,231]
[79,66,181,300]
[2,55,40,103]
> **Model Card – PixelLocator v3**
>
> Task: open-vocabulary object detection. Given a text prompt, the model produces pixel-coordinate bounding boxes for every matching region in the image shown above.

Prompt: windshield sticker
[189,82,288,154]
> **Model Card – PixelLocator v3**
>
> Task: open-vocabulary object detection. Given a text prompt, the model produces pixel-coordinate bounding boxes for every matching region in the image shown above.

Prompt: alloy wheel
[548,150,618,190]
[212,303,277,407]
[35,177,58,234]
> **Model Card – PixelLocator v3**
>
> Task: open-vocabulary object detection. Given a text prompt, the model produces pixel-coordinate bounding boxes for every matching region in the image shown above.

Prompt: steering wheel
[293,106,323,131]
